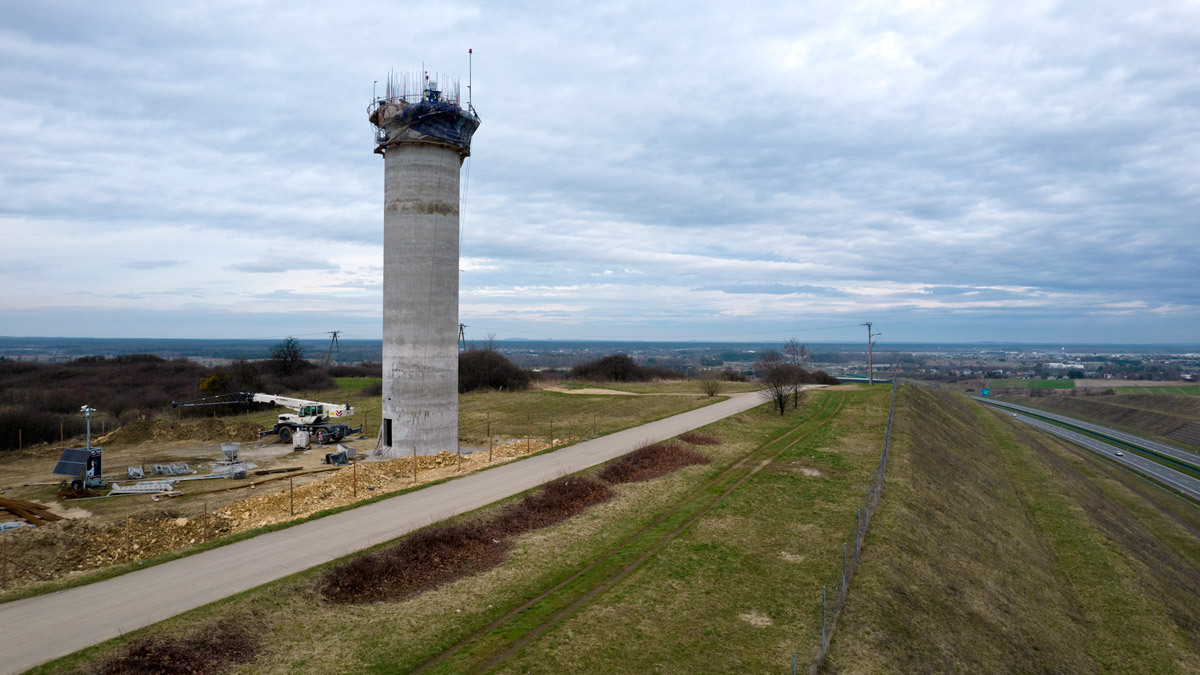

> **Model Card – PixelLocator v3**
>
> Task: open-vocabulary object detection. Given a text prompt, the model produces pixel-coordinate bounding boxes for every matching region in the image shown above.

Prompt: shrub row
[570,354,684,382]
[320,476,612,604]
[321,438,721,604]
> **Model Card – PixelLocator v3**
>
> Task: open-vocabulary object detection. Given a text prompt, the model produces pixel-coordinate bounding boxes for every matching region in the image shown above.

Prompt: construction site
[0,388,596,595]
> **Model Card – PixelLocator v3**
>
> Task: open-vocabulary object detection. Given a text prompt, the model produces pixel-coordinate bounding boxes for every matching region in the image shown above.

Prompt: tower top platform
[369,71,480,157]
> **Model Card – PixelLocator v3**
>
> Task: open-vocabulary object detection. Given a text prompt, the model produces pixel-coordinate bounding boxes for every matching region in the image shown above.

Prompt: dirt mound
[599,442,711,484]
[90,621,258,674]
[97,419,261,446]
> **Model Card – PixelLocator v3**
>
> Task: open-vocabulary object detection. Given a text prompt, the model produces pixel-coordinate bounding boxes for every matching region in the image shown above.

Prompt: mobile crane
[171,392,362,445]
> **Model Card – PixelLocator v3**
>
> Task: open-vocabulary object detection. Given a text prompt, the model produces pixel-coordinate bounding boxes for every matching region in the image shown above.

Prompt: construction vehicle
[171,392,362,446]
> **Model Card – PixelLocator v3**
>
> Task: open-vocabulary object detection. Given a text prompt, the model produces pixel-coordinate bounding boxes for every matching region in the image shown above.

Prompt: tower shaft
[382,144,462,454]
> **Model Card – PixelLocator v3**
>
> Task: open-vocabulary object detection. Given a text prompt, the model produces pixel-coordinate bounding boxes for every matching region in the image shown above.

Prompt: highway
[988,408,1200,502]
[0,391,777,674]
[972,396,1200,470]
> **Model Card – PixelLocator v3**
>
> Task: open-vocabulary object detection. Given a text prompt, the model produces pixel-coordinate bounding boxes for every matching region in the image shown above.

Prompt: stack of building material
[0,497,64,527]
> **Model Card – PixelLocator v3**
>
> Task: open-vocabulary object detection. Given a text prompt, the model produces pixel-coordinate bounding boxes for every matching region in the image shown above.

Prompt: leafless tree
[756,351,805,415]
[783,338,810,369]
[269,337,306,376]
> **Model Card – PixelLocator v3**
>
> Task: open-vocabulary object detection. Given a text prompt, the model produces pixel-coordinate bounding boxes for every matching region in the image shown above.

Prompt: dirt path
[0,392,771,674]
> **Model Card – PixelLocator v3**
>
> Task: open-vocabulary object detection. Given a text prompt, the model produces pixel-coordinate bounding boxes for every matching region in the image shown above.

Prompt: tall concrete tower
[369,72,479,456]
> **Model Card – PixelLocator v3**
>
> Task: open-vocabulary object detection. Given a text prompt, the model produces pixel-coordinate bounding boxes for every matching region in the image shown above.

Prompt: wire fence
[799,379,897,673]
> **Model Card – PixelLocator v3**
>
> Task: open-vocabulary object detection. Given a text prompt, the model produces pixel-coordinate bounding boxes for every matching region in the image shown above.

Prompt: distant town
[2,336,1196,384]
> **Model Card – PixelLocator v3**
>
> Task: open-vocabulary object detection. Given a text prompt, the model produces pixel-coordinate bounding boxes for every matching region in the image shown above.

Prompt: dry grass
[678,431,721,446]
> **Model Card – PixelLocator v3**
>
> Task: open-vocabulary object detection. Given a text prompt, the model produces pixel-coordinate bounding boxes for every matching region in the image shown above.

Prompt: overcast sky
[2,1,1198,344]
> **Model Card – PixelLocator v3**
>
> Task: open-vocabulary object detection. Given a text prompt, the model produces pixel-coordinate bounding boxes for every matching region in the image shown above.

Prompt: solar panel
[53,447,92,478]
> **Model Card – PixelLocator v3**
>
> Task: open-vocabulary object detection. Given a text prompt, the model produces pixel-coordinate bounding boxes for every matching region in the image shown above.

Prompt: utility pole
[325,331,341,367]
[458,323,469,352]
[863,322,882,386]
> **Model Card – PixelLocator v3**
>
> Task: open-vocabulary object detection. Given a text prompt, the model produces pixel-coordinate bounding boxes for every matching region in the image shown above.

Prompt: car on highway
[1115,451,1124,457]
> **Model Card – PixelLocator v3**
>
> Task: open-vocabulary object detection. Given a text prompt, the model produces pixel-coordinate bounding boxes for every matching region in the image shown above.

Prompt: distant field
[988,378,1075,389]
[548,379,760,395]
[1113,385,1200,396]
[333,376,380,391]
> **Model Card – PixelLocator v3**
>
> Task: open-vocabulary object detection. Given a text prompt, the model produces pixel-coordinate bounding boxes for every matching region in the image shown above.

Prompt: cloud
[225,258,339,274]
[121,260,183,270]
[0,1,1197,341]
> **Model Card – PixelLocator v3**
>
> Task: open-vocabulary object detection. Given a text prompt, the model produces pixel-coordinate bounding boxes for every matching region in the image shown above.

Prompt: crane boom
[171,391,361,447]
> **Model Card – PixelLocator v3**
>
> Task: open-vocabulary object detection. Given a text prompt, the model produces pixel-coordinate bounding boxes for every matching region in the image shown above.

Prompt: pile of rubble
[96,419,261,446]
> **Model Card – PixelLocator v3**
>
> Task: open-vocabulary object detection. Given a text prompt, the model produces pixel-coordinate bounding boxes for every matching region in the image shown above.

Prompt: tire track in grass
[411,392,845,674]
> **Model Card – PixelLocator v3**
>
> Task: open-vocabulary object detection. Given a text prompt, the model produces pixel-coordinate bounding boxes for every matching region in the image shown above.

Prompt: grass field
[988,378,1075,389]
[826,387,1200,671]
[33,387,892,674]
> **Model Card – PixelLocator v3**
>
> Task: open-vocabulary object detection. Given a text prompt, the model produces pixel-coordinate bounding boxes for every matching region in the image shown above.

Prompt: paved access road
[0,391,776,674]
[972,396,1200,470]
[999,409,1200,502]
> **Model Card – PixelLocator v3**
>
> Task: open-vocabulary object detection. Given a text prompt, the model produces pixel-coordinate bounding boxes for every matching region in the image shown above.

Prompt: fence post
[412,445,417,483]
[821,585,827,660]
[549,419,554,447]
[487,411,493,463]
[855,510,861,559]
[290,476,294,516]
[842,542,847,597]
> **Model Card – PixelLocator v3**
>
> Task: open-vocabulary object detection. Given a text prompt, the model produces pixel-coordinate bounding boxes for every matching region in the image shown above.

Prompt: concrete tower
[369,73,479,456]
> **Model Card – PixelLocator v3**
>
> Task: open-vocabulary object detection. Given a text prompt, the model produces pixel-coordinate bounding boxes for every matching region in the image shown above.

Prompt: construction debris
[253,466,303,476]
[0,497,64,527]
[109,481,177,496]
[127,466,146,480]
[152,464,193,477]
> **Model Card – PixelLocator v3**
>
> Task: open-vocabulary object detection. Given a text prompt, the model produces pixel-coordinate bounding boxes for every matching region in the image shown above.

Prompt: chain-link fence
[798,380,897,673]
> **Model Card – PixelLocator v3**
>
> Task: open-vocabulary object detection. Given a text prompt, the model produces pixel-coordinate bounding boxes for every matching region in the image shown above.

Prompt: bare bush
[599,442,711,484]
[93,622,258,674]
[459,348,531,393]
[698,371,723,397]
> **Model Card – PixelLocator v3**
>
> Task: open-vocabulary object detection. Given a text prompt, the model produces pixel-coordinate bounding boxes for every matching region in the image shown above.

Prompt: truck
[171,392,363,446]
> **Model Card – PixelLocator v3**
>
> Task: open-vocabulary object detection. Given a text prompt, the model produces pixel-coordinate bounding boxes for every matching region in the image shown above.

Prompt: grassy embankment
[826,386,1200,672]
[35,386,893,673]
[995,393,1200,455]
